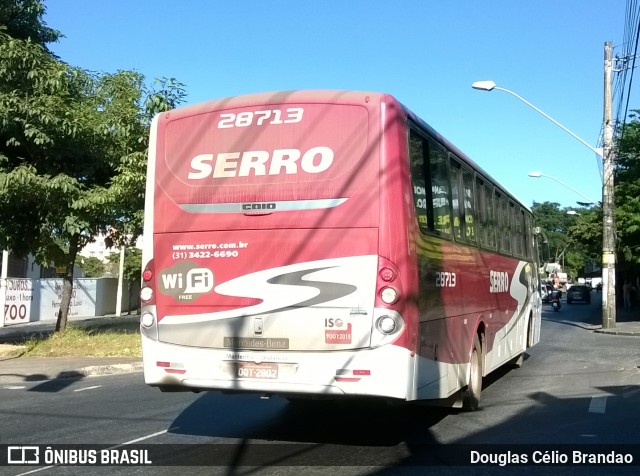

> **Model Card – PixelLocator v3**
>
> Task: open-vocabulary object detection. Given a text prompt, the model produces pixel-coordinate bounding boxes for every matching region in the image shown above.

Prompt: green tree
[122,247,142,286]
[0,0,60,47]
[107,247,142,312]
[79,256,105,278]
[106,246,141,284]
[0,1,185,332]
[531,201,598,279]
[531,201,571,255]
[615,112,640,273]
[565,205,601,276]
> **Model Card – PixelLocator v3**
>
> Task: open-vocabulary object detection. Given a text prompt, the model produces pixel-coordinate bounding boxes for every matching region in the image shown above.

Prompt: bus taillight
[380,287,398,304]
[140,286,153,303]
[140,260,155,304]
[377,258,401,307]
[379,267,396,282]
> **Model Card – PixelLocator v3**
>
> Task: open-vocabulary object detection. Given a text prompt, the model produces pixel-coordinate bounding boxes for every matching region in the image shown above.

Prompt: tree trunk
[55,234,80,333]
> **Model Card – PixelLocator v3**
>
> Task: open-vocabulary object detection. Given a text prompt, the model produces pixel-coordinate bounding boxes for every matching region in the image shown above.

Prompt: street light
[471,81,604,158]
[473,80,616,329]
[527,171,598,204]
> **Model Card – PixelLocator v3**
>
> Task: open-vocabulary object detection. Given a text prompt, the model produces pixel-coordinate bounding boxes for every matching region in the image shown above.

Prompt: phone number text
[172,250,239,260]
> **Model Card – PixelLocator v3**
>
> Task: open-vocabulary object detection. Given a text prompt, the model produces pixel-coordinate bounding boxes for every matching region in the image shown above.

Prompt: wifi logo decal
[158,261,214,302]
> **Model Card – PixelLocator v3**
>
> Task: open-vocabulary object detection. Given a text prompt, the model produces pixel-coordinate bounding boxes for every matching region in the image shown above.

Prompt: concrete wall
[2,278,138,326]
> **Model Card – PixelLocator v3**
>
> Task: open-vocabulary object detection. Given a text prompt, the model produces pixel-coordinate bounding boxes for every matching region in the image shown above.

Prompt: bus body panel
[140,90,541,404]
[153,246,379,351]
[413,231,538,395]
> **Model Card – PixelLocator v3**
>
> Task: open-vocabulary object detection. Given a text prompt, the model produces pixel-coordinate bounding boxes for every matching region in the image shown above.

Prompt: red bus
[139,90,542,410]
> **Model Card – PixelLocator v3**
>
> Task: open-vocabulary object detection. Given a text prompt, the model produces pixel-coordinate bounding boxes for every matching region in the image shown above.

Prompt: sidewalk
[0,314,143,385]
[571,292,640,336]
[593,311,640,336]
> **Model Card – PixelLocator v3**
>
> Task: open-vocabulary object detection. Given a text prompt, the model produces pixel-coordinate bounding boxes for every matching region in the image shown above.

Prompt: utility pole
[116,245,125,316]
[602,41,616,329]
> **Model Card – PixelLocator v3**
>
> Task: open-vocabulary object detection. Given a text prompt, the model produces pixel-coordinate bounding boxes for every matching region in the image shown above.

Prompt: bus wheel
[462,335,482,411]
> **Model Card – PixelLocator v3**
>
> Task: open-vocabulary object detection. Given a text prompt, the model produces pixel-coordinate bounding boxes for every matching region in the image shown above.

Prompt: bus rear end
[140,91,416,400]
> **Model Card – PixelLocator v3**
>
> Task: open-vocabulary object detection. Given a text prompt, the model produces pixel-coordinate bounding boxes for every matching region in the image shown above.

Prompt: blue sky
[44,0,629,209]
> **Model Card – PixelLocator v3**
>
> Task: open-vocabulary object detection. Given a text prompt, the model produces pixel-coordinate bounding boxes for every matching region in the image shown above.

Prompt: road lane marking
[14,466,51,475]
[3,385,26,390]
[588,395,608,413]
[73,385,102,392]
[122,429,169,445]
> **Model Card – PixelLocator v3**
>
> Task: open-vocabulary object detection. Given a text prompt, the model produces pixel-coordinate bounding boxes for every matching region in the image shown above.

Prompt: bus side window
[450,158,462,240]
[475,177,486,245]
[450,158,475,243]
[496,191,511,254]
[525,213,534,260]
[478,179,496,249]
[462,168,476,243]
[514,205,525,258]
[409,130,430,233]
[428,139,451,236]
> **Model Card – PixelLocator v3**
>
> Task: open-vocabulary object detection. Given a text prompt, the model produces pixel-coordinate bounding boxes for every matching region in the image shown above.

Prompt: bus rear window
[159,103,373,205]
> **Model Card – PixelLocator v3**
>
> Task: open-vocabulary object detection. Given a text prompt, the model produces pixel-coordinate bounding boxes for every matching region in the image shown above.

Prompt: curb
[38,362,144,382]
[78,361,144,378]
[594,328,640,337]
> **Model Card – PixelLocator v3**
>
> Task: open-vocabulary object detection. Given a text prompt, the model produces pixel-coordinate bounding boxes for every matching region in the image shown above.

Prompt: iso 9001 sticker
[236,362,279,379]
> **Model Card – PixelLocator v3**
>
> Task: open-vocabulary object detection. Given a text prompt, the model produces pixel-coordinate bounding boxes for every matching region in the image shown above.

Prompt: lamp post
[473,79,616,329]
[471,81,604,157]
[528,172,596,205]
[527,171,598,204]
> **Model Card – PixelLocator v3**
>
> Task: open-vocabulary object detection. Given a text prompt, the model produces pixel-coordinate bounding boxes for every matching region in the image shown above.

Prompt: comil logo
[158,261,214,302]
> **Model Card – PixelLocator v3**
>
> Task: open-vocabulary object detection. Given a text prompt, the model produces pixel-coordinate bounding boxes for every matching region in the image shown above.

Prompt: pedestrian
[623,279,634,312]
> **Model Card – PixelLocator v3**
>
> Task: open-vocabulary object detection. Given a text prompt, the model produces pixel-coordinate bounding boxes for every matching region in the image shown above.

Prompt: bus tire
[510,352,524,368]
[462,335,482,411]
[527,312,534,348]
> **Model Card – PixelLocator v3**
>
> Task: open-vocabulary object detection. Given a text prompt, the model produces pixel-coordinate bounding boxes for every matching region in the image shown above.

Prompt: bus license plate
[236,362,278,379]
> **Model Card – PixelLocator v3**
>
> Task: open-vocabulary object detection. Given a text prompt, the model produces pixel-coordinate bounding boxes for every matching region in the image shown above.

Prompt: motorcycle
[551,290,562,312]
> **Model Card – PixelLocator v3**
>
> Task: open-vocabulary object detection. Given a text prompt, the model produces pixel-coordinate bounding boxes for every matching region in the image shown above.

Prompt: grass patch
[23,326,142,358]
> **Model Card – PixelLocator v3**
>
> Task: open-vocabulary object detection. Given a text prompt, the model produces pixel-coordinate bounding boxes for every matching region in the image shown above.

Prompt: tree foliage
[79,256,106,278]
[105,246,141,285]
[0,0,186,332]
[0,0,60,48]
[531,108,640,282]
[615,112,640,272]
[531,201,600,280]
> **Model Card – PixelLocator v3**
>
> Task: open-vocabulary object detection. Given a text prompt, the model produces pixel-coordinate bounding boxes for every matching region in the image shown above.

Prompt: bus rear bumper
[142,337,414,400]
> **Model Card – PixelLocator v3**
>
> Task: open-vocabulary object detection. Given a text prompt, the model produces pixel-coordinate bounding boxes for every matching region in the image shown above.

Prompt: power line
[613,0,640,144]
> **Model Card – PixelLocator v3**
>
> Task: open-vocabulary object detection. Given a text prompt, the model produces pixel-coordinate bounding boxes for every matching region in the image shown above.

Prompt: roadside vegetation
[7,325,142,358]
[0,0,186,334]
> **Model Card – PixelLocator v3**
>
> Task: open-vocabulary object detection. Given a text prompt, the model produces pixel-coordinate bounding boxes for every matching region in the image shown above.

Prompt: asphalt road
[0,294,639,475]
